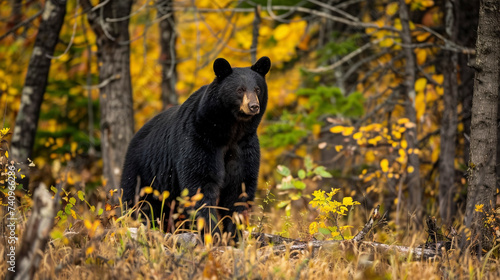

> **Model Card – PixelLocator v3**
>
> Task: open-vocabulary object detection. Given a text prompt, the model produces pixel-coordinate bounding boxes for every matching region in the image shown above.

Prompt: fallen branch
[137,205,442,260]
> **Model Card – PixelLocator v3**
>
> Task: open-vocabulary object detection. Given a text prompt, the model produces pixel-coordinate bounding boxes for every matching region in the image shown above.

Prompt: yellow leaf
[5,151,8,158]
[365,150,376,162]
[432,74,444,85]
[475,204,484,212]
[342,126,354,136]
[161,191,170,200]
[141,186,153,195]
[197,217,205,230]
[415,78,427,92]
[309,221,318,234]
[416,32,431,42]
[67,175,75,185]
[86,246,94,255]
[330,126,344,133]
[335,145,343,152]
[353,132,363,140]
[415,91,426,119]
[397,118,410,125]
[343,197,354,206]
[204,233,213,245]
[416,49,427,65]
[407,166,415,173]
[380,159,389,172]
[273,24,290,40]
[392,131,402,140]
[71,142,78,153]
[84,220,93,230]
[312,124,321,139]
[399,149,406,158]
[0,127,9,136]
[386,2,399,16]
[192,193,204,201]
[70,209,77,219]
[436,86,444,96]
[379,38,394,48]
[401,140,408,149]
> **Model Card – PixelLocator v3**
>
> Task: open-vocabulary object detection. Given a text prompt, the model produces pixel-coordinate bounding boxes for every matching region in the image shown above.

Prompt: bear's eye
[237,88,245,95]
[255,87,261,94]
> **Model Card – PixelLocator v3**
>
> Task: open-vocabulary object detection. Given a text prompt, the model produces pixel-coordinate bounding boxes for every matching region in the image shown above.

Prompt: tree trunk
[81,0,135,198]
[157,0,177,109]
[465,0,499,252]
[398,0,422,223]
[457,0,478,183]
[10,0,67,187]
[438,0,458,225]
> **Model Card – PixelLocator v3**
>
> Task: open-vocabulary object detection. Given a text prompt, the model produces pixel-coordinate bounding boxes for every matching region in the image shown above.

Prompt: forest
[1,0,500,279]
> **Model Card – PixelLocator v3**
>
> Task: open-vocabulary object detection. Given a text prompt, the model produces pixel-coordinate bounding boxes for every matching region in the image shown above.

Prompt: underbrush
[1,200,500,279]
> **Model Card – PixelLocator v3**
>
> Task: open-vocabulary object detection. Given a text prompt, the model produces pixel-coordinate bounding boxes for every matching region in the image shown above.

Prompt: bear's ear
[213,58,233,80]
[251,56,271,77]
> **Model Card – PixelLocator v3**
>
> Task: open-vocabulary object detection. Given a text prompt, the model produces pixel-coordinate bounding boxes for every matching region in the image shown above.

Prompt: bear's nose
[249,103,260,114]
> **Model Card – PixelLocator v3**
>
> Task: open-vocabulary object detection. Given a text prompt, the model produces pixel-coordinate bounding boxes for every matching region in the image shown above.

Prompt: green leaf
[50,229,64,239]
[328,226,338,232]
[277,165,291,177]
[314,166,333,178]
[90,205,95,213]
[289,192,302,200]
[298,169,306,180]
[304,156,313,172]
[77,190,85,201]
[64,204,72,215]
[277,200,290,208]
[278,180,294,190]
[69,197,76,205]
[318,227,331,235]
[292,180,306,190]
[50,185,57,194]
[210,212,218,224]
[98,208,104,215]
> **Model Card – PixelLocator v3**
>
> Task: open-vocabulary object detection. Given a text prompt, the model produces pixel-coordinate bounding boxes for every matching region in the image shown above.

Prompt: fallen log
[187,205,443,260]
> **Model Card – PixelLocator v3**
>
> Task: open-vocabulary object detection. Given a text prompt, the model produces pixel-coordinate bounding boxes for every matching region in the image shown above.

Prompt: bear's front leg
[178,150,225,241]
[193,187,222,239]
[219,136,259,243]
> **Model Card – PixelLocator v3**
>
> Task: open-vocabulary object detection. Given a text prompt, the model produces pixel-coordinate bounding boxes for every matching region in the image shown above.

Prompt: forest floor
[1,193,500,280]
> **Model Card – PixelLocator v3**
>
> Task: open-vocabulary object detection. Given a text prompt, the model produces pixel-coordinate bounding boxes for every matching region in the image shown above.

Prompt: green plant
[308,188,360,240]
[275,155,333,215]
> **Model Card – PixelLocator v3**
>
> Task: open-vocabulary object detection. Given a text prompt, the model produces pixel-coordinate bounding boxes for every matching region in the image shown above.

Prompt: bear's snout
[240,92,260,115]
[249,102,260,113]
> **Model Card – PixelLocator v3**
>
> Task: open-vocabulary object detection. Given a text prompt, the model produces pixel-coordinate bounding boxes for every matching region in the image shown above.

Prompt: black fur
[121,57,271,240]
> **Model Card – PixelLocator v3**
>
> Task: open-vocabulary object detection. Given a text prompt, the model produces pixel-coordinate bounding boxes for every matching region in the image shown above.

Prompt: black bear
[120,56,271,240]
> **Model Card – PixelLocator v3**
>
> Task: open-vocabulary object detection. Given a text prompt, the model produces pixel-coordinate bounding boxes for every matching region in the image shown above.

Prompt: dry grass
[1,204,500,280]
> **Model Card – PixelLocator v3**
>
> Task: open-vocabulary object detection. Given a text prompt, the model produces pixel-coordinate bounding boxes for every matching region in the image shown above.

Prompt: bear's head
[213,56,271,121]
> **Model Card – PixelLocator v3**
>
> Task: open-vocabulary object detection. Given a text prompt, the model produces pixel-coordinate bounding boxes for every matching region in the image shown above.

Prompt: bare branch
[0,9,43,42]
[306,0,359,22]
[305,38,383,73]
